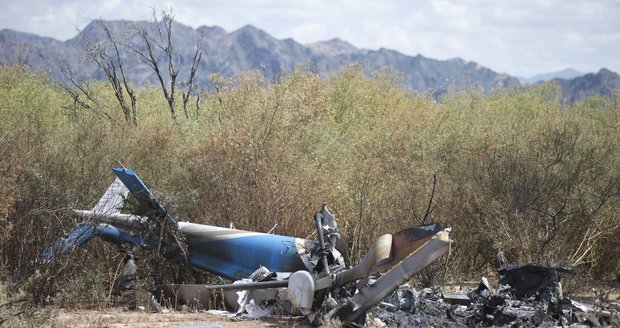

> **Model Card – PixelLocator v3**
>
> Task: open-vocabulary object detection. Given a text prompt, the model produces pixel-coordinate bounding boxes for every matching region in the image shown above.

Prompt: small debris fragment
[442,293,470,306]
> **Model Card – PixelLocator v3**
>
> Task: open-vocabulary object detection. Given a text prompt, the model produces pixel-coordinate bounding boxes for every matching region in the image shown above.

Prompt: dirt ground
[49,309,312,328]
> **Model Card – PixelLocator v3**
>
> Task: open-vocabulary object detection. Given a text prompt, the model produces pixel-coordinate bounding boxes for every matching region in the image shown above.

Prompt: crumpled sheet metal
[337,228,452,322]
[314,223,446,292]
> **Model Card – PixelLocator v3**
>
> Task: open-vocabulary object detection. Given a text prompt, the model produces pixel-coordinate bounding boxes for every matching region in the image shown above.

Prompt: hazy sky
[1,0,619,77]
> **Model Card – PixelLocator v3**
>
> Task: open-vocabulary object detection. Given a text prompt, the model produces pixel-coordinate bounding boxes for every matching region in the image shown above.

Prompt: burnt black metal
[463,258,581,327]
[202,280,288,291]
[314,211,331,276]
[498,264,575,299]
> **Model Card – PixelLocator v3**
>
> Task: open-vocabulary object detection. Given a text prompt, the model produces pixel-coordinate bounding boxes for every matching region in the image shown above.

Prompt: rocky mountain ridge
[0,20,618,103]
[521,68,584,84]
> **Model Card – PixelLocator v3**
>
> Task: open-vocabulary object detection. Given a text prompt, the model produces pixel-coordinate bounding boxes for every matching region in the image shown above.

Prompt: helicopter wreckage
[43,168,452,323]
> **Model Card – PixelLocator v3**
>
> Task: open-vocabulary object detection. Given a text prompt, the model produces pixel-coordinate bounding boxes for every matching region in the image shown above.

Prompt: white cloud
[102,0,122,11]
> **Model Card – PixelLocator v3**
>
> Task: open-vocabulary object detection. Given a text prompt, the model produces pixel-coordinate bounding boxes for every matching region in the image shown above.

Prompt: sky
[1,0,619,78]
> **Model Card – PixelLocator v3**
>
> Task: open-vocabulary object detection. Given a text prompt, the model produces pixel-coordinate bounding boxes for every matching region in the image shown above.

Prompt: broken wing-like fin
[92,177,129,216]
[112,168,176,224]
[41,223,146,261]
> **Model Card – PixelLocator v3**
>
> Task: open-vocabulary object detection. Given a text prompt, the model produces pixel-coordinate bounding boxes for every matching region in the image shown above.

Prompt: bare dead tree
[58,20,137,126]
[125,9,203,121]
[58,63,114,122]
[87,20,138,126]
[102,22,138,127]
[182,33,203,119]
[59,9,203,123]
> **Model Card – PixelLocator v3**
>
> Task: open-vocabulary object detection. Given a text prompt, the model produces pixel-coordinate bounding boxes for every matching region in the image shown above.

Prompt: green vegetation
[1,64,619,320]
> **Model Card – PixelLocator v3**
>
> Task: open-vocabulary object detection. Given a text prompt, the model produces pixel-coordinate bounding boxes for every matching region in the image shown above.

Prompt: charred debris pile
[147,251,620,327]
[370,260,619,327]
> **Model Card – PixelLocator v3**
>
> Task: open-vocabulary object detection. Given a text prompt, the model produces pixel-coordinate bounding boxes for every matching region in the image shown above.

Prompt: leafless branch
[125,10,180,120]
[96,20,137,125]
[182,30,203,119]
[58,63,115,122]
[421,174,438,224]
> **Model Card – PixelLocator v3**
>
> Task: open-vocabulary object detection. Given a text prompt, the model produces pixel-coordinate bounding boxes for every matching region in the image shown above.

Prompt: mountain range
[1,20,618,104]
[520,68,584,84]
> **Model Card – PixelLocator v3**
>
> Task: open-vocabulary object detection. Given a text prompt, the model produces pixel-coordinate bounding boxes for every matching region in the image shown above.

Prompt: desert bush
[436,85,620,279]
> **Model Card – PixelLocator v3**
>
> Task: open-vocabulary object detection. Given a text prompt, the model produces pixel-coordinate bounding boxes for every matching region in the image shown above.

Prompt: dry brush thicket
[0,65,619,316]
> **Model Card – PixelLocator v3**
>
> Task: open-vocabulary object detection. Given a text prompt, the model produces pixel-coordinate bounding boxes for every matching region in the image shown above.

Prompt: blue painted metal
[111,168,152,202]
[179,224,309,280]
[42,223,145,261]
[112,168,176,224]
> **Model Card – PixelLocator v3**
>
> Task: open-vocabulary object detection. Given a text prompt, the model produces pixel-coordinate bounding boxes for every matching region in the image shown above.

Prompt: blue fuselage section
[43,168,314,281]
[178,222,309,280]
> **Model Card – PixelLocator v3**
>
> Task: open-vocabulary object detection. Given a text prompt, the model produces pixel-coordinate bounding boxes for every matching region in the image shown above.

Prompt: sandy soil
[49,309,311,328]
